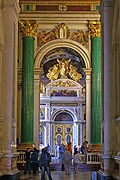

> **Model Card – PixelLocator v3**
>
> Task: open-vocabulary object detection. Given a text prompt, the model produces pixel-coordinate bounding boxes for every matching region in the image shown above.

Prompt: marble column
[19,21,37,145]
[84,69,92,144]
[89,21,101,146]
[0,5,3,153]
[103,0,114,176]
[0,0,19,178]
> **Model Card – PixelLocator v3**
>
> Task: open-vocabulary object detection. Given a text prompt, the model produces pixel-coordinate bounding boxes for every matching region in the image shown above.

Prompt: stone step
[50,163,100,171]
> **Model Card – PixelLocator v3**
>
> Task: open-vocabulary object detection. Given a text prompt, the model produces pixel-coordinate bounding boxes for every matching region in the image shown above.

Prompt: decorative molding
[19,0,100,6]
[19,20,38,37]
[58,5,67,11]
[89,20,101,37]
[83,68,92,76]
[70,30,89,48]
[37,24,88,48]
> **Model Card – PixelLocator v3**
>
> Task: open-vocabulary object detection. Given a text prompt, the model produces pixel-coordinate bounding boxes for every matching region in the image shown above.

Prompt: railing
[79,154,86,163]
[17,151,26,165]
[17,151,100,165]
[86,153,101,164]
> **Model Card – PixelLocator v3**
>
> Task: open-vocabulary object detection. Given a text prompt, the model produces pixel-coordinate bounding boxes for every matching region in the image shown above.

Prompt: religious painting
[55,112,73,121]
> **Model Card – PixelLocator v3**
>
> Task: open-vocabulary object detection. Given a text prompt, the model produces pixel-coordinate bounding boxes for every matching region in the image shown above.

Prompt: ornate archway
[34,39,92,146]
[34,39,91,69]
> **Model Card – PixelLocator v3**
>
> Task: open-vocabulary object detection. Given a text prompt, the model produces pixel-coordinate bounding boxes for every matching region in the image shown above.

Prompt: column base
[97,170,115,180]
[0,153,20,180]
[0,171,20,180]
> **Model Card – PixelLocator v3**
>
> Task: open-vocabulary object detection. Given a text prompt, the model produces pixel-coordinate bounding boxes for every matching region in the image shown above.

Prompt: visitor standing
[59,143,65,160]
[67,142,72,155]
[62,147,72,175]
[47,144,51,154]
[74,145,77,154]
[31,148,38,175]
[73,151,81,173]
[40,147,53,180]
[24,148,31,175]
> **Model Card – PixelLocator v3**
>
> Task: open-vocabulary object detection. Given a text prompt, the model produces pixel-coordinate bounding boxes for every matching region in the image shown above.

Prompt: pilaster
[0,0,20,178]
[34,68,41,147]
[102,0,114,177]
[83,68,92,145]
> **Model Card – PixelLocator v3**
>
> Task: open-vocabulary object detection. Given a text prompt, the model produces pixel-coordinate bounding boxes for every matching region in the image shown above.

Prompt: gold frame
[54,125,73,146]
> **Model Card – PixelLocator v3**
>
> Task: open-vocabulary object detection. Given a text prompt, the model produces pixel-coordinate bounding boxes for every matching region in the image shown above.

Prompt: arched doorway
[54,112,73,147]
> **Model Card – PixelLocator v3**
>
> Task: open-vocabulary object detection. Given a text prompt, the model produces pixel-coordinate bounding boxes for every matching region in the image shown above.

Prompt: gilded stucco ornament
[55,23,69,39]
[46,58,82,81]
[51,80,76,87]
[89,21,101,37]
[19,20,38,37]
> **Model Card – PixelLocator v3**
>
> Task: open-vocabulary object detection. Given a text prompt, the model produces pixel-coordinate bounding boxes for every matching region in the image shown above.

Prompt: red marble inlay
[36,5,90,11]
[67,6,90,11]
[36,5,58,11]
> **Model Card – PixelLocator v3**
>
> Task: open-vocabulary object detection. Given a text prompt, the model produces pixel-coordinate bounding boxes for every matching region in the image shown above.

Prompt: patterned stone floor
[20,171,98,180]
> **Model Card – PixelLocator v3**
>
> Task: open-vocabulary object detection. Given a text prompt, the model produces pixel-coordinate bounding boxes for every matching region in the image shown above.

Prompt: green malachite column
[21,36,34,143]
[89,21,101,144]
[19,21,37,144]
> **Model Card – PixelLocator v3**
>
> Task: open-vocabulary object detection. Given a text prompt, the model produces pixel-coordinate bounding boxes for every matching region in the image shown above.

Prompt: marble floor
[20,171,98,180]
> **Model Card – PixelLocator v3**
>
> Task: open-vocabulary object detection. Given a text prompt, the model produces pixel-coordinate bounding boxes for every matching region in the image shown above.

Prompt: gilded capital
[19,20,38,37]
[89,21,101,37]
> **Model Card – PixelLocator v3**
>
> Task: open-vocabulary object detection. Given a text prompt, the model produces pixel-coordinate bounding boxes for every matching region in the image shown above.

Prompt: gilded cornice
[19,20,38,37]
[19,0,100,5]
[89,21,101,37]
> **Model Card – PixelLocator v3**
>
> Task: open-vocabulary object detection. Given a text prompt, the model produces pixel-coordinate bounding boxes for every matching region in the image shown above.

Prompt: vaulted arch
[34,39,91,69]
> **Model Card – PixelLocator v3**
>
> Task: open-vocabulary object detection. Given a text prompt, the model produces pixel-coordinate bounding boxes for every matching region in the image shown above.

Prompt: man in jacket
[31,148,38,175]
[62,147,72,175]
[24,148,31,175]
[40,147,53,180]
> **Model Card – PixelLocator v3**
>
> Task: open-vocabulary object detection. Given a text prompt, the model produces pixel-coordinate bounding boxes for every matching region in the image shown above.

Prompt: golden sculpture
[37,30,55,45]
[46,58,82,82]
[89,21,101,37]
[40,83,45,93]
[19,20,38,37]
[57,58,71,77]
[47,64,59,80]
[55,23,69,39]
[70,30,88,47]
[51,80,76,87]
[69,64,82,81]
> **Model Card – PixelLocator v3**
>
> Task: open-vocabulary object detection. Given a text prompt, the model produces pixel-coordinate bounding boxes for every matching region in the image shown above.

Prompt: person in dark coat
[31,148,38,175]
[40,147,53,180]
[24,148,31,175]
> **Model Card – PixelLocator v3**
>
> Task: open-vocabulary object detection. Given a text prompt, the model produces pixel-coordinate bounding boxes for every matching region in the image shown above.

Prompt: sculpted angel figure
[46,58,82,82]
[46,64,59,80]
[57,58,71,77]
[69,64,82,81]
